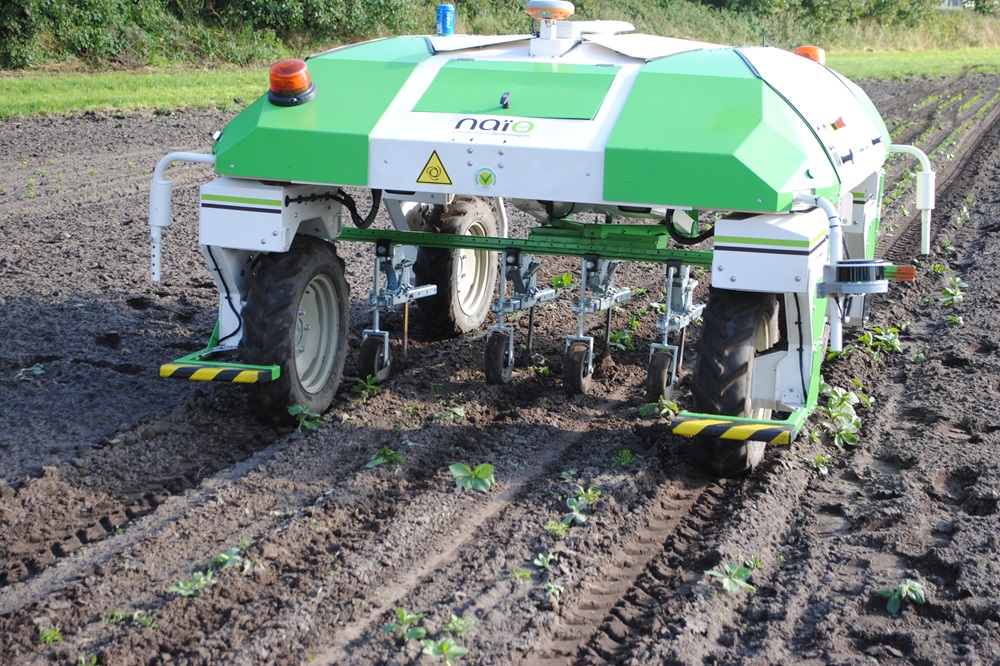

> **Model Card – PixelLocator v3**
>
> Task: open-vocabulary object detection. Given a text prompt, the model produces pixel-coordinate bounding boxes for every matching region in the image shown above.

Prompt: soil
[1,72,1000,666]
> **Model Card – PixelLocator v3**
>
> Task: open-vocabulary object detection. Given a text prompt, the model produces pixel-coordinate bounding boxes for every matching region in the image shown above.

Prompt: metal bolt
[261,239,266,245]
[499,150,504,155]
[795,276,802,282]
[498,163,504,168]
[272,230,278,236]
[467,161,473,167]
[730,276,736,282]
[717,265,724,271]
[467,148,473,154]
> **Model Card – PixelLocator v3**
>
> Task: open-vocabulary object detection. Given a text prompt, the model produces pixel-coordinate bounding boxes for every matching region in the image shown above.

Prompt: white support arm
[794,192,844,352]
[889,144,935,255]
[148,152,217,281]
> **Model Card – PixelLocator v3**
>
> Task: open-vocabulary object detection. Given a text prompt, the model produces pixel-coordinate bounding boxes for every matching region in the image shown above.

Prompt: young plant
[288,404,323,432]
[945,314,964,326]
[877,579,926,615]
[941,277,968,306]
[39,626,63,644]
[420,637,469,665]
[544,520,569,539]
[550,272,573,290]
[169,570,215,597]
[612,449,638,468]
[382,607,428,641]
[810,452,832,477]
[508,568,531,584]
[562,497,590,526]
[209,548,243,571]
[743,555,764,570]
[705,563,756,593]
[533,552,559,569]
[607,331,634,351]
[449,463,496,493]
[640,395,678,419]
[442,614,475,637]
[367,446,404,469]
[545,583,565,601]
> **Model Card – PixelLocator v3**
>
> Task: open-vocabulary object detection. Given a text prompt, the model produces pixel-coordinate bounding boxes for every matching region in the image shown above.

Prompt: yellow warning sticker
[416,151,452,185]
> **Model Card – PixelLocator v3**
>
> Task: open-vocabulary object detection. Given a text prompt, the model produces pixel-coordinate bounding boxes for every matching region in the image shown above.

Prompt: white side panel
[426,34,530,52]
[200,179,286,252]
[712,210,829,294]
[368,42,644,206]
[737,47,887,193]
[582,33,720,61]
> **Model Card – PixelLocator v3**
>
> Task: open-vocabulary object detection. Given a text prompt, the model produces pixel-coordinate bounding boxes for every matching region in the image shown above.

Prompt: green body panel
[213,38,432,185]
[414,61,620,119]
[604,50,839,212]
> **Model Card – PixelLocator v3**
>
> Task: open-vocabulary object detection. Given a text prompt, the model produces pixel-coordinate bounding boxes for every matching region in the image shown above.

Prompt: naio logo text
[454,118,535,134]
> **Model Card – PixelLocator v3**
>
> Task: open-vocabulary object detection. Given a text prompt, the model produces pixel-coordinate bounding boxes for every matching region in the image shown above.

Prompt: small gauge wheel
[484,331,514,384]
[359,335,392,382]
[646,349,675,404]
[563,341,592,395]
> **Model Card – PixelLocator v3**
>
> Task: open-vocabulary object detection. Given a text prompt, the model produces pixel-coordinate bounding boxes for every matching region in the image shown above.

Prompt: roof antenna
[761,31,767,47]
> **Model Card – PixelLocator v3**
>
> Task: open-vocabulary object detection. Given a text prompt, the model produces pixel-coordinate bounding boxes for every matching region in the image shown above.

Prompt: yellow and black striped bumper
[160,363,276,384]
[670,416,796,445]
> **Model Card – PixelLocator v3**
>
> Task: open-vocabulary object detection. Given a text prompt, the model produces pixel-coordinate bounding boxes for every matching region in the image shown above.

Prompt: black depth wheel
[690,288,779,476]
[414,196,498,337]
[484,331,514,384]
[359,335,392,383]
[646,349,674,404]
[240,237,350,423]
[563,341,592,395]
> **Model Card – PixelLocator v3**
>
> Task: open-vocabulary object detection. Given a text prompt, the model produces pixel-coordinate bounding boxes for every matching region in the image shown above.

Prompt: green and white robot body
[149,3,933,471]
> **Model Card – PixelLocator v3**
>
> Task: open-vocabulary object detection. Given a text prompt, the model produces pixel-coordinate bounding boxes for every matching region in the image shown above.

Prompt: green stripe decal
[715,234,825,248]
[201,194,281,207]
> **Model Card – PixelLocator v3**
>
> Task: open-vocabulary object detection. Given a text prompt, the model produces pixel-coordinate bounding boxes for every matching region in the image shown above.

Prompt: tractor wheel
[690,288,779,477]
[414,196,498,337]
[240,236,350,422]
[484,331,514,384]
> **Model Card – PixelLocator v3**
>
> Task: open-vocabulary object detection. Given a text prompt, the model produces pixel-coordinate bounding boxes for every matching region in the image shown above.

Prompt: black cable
[332,188,383,229]
[206,245,243,345]
[792,293,808,405]
[664,212,714,245]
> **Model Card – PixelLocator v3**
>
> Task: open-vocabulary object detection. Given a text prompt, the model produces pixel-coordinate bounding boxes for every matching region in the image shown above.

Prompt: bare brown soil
[1,72,1000,666]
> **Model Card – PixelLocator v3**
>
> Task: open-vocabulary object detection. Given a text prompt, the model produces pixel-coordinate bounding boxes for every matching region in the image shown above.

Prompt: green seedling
[132,611,156,629]
[946,314,963,326]
[39,626,63,644]
[562,497,590,526]
[355,374,382,400]
[857,326,902,356]
[941,238,957,255]
[532,364,551,376]
[533,552,559,569]
[545,583,565,601]
[434,406,466,421]
[382,607,427,641]
[550,272,573,290]
[449,463,495,493]
[705,563,756,593]
[544,520,569,539]
[76,656,97,666]
[209,547,243,571]
[17,363,44,380]
[877,579,926,615]
[612,449,638,468]
[575,484,601,505]
[442,613,475,637]
[105,609,130,624]
[941,277,968,306]
[607,331,634,351]
[429,381,444,391]
[559,469,577,479]
[169,570,215,597]
[849,378,875,409]
[744,555,764,570]
[931,262,949,275]
[913,351,927,362]
[420,637,469,665]
[508,568,531,583]
[810,452,832,477]
[287,404,323,432]
[640,395,678,419]
[367,446,404,469]
[628,314,641,330]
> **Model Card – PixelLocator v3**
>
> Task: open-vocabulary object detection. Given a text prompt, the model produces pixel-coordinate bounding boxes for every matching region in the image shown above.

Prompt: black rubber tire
[240,237,350,423]
[484,331,514,384]
[646,349,674,404]
[414,196,498,337]
[359,335,392,383]
[564,341,592,395]
[690,288,779,477]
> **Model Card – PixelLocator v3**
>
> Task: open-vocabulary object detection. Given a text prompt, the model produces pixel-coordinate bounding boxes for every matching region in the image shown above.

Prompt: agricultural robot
[148,1,934,475]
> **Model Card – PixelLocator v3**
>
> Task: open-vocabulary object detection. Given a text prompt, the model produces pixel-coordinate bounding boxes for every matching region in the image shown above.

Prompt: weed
[105,609,130,624]
[16,363,44,380]
[367,446,404,469]
[132,610,156,629]
[945,314,963,326]
[559,469,577,479]
[612,449,638,468]
[545,583,565,600]
[288,404,323,432]
[434,406,466,421]
[743,555,764,570]
[640,395,678,419]
[420,637,469,665]
[383,607,427,641]
[508,568,531,583]
[39,626,63,644]
[533,552,559,569]
[550,272,573,290]
[562,497,590,526]
[877,579,926,615]
[169,570,215,597]
[575,484,601,505]
[913,351,927,362]
[449,463,495,493]
[405,403,421,415]
[355,374,382,400]
[209,548,243,571]
[429,381,444,391]
[76,656,97,666]
[705,563,756,593]
[810,452,832,477]
[941,276,968,306]
[544,520,569,539]
[442,613,475,637]
[930,262,949,274]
